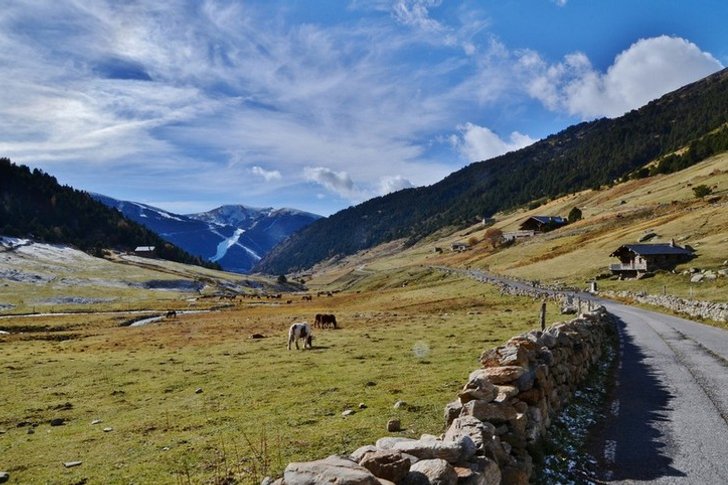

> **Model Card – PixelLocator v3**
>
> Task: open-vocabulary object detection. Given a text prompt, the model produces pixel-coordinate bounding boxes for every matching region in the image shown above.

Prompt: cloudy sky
[1,0,725,216]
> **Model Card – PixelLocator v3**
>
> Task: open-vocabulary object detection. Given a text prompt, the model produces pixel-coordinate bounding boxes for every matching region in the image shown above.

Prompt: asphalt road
[449,267,728,482]
[595,301,728,483]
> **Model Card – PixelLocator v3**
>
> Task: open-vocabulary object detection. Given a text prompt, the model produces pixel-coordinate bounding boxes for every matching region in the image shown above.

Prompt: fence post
[540,299,547,331]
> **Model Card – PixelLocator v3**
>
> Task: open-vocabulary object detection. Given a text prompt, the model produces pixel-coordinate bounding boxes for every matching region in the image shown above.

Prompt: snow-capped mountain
[92,194,321,273]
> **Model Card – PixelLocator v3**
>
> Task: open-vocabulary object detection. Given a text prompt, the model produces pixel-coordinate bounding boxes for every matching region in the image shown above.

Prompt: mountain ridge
[256,68,728,274]
[93,195,321,273]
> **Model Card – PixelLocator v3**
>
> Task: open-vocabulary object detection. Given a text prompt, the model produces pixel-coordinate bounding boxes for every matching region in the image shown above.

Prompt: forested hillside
[0,158,220,269]
[257,68,728,274]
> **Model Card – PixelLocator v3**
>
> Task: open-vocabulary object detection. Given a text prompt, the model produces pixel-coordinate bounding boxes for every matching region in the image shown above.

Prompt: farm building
[519,216,568,233]
[609,241,694,277]
[134,246,156,257]
[451,242,470,252]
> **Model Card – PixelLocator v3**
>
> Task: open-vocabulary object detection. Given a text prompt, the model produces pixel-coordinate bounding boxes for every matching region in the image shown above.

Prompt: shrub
[567,207,583,222]
[692,185,712,198]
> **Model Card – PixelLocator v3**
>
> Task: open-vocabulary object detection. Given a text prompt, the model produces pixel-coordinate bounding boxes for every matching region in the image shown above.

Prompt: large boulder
[283,455,380,485]
[358,450,411,483]
[404,459,457,485]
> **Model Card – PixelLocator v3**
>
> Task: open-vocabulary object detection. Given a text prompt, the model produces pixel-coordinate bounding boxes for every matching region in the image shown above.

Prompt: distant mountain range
[92,194,321,273]
[257,67,728,274]
[0,158,218,270]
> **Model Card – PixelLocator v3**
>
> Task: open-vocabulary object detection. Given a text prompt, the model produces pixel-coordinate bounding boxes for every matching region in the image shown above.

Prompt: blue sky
[1,0,725,216]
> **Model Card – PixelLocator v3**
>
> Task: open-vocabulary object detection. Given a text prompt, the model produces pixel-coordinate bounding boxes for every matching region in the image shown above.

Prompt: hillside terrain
[0,159,217,270]
[93,195,320,273]
[258,68,728,274]
[300,152,728,306]
[0,236,283,316]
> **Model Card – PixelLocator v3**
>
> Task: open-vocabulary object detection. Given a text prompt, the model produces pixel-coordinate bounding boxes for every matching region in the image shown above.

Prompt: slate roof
[530,216,568,225]
[611,244,693,257]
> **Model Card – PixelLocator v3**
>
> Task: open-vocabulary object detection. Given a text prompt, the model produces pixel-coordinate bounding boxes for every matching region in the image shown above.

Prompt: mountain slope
[0,159,217,270]
[257,68,728,274]
[93,195,321,273]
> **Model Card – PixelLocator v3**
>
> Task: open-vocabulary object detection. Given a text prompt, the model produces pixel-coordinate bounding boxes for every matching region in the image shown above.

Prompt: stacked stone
[611,290,728,323]
[266,307,612,485]
[441,306,610,483]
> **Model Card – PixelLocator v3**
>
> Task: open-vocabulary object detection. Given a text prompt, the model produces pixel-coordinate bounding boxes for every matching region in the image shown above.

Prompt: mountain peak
[93,194,321,273]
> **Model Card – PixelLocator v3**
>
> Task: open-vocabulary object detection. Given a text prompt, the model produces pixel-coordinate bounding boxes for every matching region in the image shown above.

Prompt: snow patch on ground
[38,297,117,305]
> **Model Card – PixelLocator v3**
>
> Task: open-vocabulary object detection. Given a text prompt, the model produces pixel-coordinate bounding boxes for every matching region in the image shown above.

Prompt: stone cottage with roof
[609,240,694,277]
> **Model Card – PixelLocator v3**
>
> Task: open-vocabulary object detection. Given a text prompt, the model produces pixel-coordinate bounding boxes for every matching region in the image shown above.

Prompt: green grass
[0,269,563,484]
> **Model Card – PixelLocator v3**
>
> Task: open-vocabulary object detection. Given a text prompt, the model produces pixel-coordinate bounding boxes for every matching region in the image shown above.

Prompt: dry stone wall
[607,290,728,323]
[266,307,613,485]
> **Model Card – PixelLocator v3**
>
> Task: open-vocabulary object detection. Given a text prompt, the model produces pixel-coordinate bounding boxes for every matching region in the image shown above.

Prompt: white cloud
[452,123,537,162]
[392,0,444,32]
[250,166,282,181]
[303,166,359,199]
[523,36,723,119]
[378,175,415,195]
[553,0,568,6]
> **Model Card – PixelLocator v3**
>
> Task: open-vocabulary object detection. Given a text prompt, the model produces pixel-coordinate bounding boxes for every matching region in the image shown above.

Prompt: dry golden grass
[0,267,562,484]
[307,153,728,304]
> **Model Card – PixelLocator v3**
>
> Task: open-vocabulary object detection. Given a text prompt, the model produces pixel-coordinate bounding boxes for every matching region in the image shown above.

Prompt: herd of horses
[166,292,339,351]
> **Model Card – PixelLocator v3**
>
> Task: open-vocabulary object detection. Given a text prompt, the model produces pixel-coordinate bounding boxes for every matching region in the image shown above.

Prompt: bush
[692,185,712,198]
[567,207,583,222]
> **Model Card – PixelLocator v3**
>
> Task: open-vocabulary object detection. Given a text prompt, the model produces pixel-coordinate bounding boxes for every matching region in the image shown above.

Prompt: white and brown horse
[287,322,313,350]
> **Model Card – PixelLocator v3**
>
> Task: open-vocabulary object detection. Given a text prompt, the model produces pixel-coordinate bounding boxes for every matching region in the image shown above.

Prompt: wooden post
[577,298,582,314]
[540,299,547,331]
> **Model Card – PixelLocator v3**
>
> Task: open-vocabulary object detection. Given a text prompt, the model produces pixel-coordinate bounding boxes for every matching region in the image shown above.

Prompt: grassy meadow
[0,267,562,484]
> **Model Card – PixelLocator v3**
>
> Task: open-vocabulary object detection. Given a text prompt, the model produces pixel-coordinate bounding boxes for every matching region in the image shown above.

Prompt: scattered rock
[405,459,457,485]
[284,455,380,485]
[342,409,356,417]
[358,403,367,409]
[0,472,8,483]
[365,381,377,387]
[103,427,113,432]
[387,419,401,432]
[91,419,103,425]
[250,333,266,339]
[393,400,407,409]
[195,388,203,394]
[359,449,411,483]
[27,428,34,435]
[690,274,704,283]
[49,418,66,427]
[63,461,82,468]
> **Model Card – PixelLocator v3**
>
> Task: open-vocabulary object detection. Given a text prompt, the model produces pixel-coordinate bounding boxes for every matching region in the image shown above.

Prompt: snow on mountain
[91,195,321,273]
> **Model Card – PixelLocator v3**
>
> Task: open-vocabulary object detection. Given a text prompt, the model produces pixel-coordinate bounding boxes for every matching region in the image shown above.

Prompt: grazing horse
[314,313,337,329]
[287,322,313,350]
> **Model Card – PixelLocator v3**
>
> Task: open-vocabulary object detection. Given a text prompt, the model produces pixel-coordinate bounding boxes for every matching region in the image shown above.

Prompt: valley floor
[1,266,562,484]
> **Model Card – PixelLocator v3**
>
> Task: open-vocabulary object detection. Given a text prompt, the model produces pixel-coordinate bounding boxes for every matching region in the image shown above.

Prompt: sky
[1,1,726,216]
